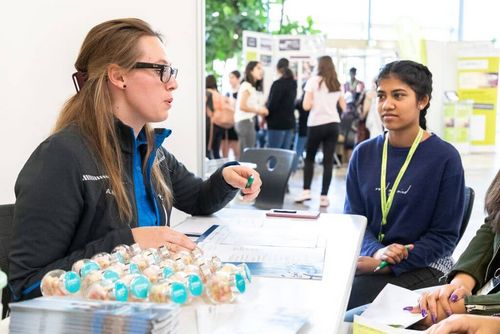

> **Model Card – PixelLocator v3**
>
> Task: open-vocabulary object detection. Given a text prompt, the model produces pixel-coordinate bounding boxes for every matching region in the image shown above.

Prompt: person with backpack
[222,70,242,160]
[206,74,234,159]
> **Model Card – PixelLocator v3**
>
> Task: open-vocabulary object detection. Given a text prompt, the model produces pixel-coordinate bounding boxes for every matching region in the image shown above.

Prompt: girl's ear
[418,95,430,109]
[107,64,127,89]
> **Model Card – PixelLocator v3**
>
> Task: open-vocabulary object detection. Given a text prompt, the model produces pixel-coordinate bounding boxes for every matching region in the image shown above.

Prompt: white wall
[0,0,205,204]
[425,40,459,136]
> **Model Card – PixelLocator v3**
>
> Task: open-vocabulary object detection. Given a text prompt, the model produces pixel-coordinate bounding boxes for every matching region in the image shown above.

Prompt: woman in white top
[234,61,269,153]
[295,56,346,207]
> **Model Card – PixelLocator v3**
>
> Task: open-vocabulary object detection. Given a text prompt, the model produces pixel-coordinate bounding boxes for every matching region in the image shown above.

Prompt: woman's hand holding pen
[406,273,474,326]
[373,243,414,264]
[222,165,262,201]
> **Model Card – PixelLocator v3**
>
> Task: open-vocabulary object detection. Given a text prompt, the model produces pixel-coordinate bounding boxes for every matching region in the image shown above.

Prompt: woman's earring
[123,84,127,89]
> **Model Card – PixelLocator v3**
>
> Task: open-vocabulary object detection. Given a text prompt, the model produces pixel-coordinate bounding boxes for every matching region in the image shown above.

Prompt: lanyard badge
[378,128,424,242]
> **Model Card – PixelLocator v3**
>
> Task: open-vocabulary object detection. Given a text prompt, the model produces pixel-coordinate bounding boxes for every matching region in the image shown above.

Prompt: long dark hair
[277,57,293,79]
[244,61,263,91]
[486,170,500,233]
[317,56,341,92]
[205,74,217,90]
[376,60,433,130]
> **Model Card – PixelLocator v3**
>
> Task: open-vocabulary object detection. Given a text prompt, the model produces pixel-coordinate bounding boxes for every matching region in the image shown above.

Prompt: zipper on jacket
[130,130,140,225]
[466,304,500,312]
[485,245,500,284]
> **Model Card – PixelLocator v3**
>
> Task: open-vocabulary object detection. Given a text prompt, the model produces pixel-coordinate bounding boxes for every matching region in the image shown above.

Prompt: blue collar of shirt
[134,126,172,150]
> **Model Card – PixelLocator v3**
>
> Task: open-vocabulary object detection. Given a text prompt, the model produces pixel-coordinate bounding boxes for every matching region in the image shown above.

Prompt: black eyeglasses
[133,62,178,83]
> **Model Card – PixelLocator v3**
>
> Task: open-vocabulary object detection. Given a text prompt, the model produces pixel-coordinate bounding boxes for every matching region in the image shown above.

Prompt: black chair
[240,148,296,210]
[0,204,13,319]
[458,186,475,243]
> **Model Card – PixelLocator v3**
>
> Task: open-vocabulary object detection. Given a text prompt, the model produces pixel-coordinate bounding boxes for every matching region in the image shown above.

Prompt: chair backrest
[458,186,475,243]
[240,148,296,209]
[0,204,14,319]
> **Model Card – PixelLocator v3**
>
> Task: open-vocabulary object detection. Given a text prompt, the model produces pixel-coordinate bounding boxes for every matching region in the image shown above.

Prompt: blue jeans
[292,135,307,172]
[344,304,368,322]
[267,129,294,150]
[235,119,256,153]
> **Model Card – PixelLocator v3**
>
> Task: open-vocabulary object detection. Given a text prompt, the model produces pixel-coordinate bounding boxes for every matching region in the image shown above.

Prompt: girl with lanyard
[344,60,465,310]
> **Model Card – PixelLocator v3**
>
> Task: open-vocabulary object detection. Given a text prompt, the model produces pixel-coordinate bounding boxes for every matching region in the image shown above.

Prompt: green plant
[206,0,269,72]
[276,15,321,35]
[205,0,321,72]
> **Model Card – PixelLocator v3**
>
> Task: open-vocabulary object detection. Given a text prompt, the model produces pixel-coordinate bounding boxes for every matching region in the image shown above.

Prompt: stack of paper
[9,297,180,334]
[353,284,425,333]
[198,224,326,280]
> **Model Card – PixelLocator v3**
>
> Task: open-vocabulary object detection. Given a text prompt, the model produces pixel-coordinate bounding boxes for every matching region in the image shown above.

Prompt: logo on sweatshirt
[375,182,412,195]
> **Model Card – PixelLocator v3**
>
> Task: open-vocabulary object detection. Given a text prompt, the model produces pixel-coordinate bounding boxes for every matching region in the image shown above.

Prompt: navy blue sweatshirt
[344,133,465,276]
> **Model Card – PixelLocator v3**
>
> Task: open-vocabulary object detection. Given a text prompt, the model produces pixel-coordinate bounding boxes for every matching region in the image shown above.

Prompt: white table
[174,209,366,333]
[0,209,366,334]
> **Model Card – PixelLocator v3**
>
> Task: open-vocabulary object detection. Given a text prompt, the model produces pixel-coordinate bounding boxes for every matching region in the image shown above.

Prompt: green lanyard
[379,128,424,242]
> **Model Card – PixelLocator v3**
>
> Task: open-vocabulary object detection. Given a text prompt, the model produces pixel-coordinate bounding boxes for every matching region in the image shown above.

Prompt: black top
[295,82,309,136]
[266,77,297,130]
[9,120,238,300]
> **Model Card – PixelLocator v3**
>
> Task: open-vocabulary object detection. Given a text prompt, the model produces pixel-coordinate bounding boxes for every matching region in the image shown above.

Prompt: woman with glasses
[9,18,262,301]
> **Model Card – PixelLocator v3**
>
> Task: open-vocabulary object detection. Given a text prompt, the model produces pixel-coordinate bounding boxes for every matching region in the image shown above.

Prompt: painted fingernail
[446,310,452,317]
[450,294,458,302]
[421,309,427,317]
[403,306,413,311]
[431,314,437,324]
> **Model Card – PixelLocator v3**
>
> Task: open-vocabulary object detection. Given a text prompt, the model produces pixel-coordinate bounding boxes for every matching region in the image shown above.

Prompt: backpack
[209,89,234,129]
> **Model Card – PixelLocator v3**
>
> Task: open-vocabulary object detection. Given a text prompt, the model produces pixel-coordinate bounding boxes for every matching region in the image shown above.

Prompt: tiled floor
[229,151,500,260]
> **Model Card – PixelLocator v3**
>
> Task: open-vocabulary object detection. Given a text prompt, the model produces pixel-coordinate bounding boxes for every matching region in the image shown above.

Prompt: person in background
[234,61,268,153]
[344,60,465,310]
[222,70,241,160]
[205,74,224,159]
[8,18,262,301]
[364,78,384,138]
[339,91,357,163]
[344,67,365,105]
[291,80,310,172]
[408,170,500,329]
[295,55,346,208]
[265,58,297,149]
